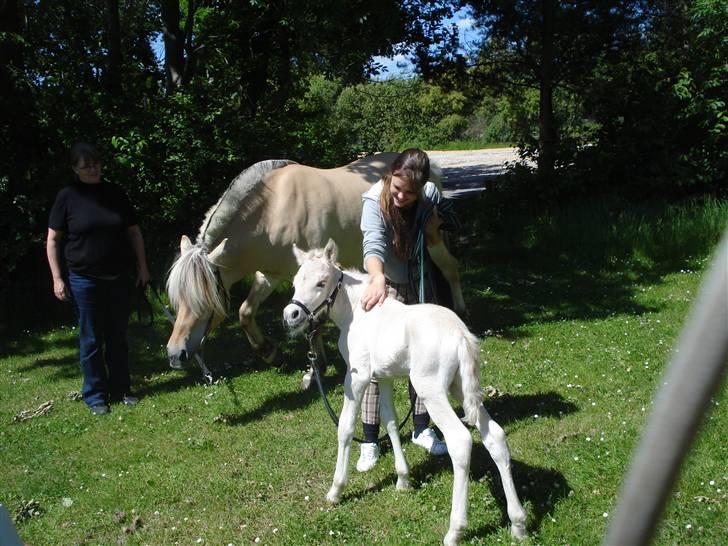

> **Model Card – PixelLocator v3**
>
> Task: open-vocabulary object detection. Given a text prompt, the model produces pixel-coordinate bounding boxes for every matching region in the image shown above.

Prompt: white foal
[282,240,526,545]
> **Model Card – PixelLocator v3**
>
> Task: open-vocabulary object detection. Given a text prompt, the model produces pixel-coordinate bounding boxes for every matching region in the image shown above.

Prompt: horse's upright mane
[197,159,296,247]
[343,267,367,284]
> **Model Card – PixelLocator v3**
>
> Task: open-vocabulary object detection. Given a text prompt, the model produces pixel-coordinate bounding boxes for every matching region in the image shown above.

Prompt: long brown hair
[379,148,430,258]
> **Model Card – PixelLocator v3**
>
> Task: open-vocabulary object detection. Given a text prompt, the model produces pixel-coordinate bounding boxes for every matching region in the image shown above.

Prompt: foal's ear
[323,238,339,263]
[180,235,193,254]
[208,238,228,264]
[292,243,306,266]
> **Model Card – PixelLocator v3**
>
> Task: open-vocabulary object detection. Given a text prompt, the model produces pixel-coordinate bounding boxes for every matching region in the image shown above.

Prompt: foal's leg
[378,380,410,490]
[412,378,472,546]
[476,405,527,539]
[326,368,369,503]
[238,271,281,363]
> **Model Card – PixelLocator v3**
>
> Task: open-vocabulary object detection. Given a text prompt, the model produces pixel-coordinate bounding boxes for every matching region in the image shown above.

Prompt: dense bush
[331,79,472,153]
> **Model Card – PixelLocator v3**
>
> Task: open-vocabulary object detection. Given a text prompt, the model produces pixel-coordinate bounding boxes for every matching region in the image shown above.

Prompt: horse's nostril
[291,309,299,320]
[180,350,188,362]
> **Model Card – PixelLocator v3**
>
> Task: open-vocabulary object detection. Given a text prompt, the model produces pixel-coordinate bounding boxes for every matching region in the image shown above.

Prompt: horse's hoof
[253,338,280,365]
[300,370,313,391]
[443,529,461,546]
[300,364,327,391]
[325,491,340,504]
[511,522,527,540]
[396,477,411,491]
[262,345,279,365]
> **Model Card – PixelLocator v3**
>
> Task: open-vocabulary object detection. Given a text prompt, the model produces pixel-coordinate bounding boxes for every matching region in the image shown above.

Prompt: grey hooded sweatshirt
[360,180,459,284]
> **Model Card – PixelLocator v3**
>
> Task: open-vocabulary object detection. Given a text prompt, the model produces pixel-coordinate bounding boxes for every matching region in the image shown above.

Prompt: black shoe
[90,403,110,416]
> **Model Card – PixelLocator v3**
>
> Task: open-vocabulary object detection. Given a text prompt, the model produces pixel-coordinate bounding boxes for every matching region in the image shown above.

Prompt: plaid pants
[361,280,428,426]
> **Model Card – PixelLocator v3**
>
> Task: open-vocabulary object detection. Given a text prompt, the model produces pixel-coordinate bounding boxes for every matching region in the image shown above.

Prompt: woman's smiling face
[389,174,418,208]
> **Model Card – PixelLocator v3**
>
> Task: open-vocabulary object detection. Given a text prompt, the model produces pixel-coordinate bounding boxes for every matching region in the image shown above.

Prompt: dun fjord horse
[282,240,526,546]
[165,154,465,371]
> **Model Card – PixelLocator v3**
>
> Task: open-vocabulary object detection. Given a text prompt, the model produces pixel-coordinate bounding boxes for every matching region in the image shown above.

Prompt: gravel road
[427,147,520,199]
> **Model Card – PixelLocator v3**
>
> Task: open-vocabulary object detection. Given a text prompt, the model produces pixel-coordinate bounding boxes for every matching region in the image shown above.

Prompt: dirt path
[427,147,519,199]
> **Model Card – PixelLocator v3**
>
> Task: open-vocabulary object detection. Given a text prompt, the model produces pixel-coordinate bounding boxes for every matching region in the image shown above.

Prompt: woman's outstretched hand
[360,272,387,311]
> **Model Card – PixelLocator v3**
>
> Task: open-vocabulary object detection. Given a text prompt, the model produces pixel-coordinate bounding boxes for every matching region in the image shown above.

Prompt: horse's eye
[316,281,326,288]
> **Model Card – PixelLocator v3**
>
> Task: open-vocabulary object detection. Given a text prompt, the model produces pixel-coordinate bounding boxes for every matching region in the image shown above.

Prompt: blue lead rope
[417,229,425,304]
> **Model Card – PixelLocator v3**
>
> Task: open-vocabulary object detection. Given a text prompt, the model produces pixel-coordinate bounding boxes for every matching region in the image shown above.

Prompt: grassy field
[2,196,726,545]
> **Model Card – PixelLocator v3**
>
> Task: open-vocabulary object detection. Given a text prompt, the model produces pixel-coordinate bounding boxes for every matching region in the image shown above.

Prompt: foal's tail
[458,330,483,426]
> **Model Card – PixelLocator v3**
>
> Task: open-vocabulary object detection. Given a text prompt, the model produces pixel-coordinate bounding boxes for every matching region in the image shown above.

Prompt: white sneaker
[356,442,380,472]
[412,428,448,456]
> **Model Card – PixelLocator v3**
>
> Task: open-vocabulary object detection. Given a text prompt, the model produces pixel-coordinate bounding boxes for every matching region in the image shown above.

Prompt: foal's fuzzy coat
[283,240,526,546]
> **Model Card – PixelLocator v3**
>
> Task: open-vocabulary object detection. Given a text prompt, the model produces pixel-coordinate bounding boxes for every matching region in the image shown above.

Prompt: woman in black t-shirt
[47,143,150,415]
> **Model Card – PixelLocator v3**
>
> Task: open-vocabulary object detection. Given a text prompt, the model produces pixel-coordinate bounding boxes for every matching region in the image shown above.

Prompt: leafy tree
[572,0,727,198]
[463,0,643,183]
[333,78,469,153]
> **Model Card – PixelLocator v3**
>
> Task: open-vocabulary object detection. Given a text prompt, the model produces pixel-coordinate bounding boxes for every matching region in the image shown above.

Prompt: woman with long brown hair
[357,148,461,471]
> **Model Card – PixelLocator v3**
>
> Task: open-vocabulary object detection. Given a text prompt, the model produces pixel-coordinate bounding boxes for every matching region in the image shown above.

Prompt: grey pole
[605,230,728,545]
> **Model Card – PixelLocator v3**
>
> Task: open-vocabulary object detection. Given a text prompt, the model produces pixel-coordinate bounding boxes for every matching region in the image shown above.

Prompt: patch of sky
[150,7,483,80]
[370,6,482,80]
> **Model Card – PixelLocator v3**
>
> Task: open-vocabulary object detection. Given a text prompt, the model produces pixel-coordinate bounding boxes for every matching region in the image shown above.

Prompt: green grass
[2,197,727,545]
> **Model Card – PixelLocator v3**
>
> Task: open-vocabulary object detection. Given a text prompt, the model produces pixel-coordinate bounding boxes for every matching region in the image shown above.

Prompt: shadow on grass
[486,392,579,428]
[15,353,79,381]
[465,454,569,540]
[218,373,343,427]
[336,391,575,536]
[339,445,568,538]
[0,324,78,361]
[461,255,659,340]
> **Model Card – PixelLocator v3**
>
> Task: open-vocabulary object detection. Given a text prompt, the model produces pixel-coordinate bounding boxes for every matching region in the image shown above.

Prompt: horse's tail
[458,330,483,427]
[166,244,226,319]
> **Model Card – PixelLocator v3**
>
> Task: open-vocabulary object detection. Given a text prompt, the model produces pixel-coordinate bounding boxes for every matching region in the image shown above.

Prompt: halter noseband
[288,270,344,338]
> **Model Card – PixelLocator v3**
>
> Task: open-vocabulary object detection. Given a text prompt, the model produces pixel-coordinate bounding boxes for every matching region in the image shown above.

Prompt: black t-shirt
[48,181,138,277]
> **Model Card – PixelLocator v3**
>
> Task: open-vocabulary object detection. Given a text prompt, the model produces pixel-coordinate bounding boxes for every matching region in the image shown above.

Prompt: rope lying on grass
[13,400,53,422]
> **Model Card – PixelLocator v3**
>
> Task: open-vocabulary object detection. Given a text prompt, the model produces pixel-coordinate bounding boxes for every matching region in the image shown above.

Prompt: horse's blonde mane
[197,159,295,247]
[166,244,227,319]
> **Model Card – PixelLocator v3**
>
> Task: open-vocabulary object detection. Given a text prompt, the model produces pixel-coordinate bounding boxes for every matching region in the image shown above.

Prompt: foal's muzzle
[282,303,307,333]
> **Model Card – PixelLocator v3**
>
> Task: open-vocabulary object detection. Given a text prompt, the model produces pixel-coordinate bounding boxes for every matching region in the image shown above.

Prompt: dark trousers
[68,271,131,407]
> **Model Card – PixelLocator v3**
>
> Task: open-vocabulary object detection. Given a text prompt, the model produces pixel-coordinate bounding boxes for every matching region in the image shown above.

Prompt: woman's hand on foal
[361,273,387,311]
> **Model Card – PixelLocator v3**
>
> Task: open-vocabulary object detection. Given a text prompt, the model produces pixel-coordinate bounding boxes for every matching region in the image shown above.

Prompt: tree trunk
[160,0,186,91]
[105,0,122,95]
[538,0,558,182]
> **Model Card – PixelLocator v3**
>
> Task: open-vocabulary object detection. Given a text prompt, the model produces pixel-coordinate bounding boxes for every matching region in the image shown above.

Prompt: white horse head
[166,235,229,367]
[283,239,340,336]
